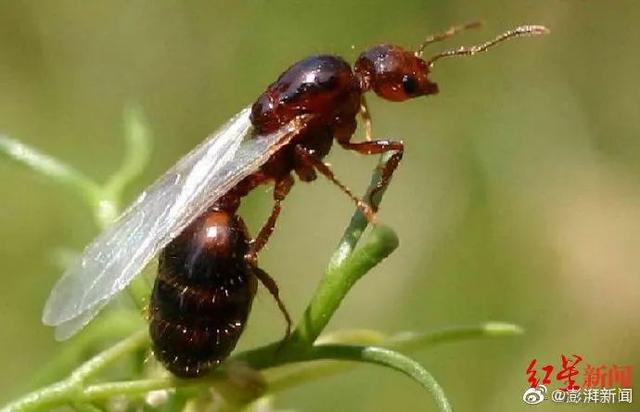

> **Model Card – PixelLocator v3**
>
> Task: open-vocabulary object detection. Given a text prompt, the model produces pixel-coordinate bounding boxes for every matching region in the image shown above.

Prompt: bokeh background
[1,1,639,411]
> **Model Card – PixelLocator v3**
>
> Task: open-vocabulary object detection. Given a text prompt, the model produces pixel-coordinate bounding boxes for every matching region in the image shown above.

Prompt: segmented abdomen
[149,233,257,378]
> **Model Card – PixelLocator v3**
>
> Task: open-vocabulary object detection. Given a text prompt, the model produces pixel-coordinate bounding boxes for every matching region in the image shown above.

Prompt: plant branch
[290,225,398,347]
[30,311,144,388]
[2,331,149,412]
[70,402,103,412]
[303,344,451,412]
[1,322,521,411]
[71,330,148,382]
[102,104,151,206]
[0,134,102,209]
[330,151,395,268]
[265,322,523,393]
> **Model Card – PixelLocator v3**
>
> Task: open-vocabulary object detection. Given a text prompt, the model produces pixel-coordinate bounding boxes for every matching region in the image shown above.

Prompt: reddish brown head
[354,23,549,103]
[354,45,438,102]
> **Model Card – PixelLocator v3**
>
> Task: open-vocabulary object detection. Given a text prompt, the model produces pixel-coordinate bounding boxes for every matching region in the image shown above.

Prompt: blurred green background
[1,1,639,411]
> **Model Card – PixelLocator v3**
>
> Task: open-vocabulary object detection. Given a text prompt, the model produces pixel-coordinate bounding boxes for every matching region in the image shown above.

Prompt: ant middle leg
[249,175,295,256]
[294,145,377,223]
[338,139,404,208]
[253,266,292,343]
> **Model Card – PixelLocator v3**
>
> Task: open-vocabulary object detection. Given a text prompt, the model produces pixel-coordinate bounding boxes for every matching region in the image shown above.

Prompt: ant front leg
[253,266,292,344]
[294,145,377,223]
[249,175,295,255]
[359,95,373,141]
[338,139,404,209]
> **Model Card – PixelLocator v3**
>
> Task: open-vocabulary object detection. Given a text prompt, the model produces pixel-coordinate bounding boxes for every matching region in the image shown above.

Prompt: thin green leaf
[266,322,523,394]
[30,311,144,388]
[98,104,153,306]
[103,104,152,202]
[71,330,149,383]
[305,344,452,412]
[71,402,104,412]
[390,322,524,352]
[0,134,101,207]
[3,321,524,411]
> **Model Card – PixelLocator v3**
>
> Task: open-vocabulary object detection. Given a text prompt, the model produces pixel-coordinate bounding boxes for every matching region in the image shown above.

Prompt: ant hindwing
[42,23,549,377]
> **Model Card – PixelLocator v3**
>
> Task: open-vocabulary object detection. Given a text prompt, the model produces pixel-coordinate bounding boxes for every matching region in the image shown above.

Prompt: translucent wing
[43,107,308,340]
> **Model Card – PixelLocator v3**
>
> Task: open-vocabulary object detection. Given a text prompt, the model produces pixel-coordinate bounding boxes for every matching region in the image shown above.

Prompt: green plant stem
[290,225,398,347]
[71,402,104,412]
[266,322,523,393]
[102,104,151,206]
[3,309,520,412]
[122,273,150,313]
[303,345,451,412]
[2,331,148,412]
[30,311,144,388]
[0,134,103,210]
[98,106,152,309]
[283,152,397,349]
[3,322,518,412]
[0,117,151,308]
[330,151,395,268]
[72,330,149,382]
[387,322,524,351]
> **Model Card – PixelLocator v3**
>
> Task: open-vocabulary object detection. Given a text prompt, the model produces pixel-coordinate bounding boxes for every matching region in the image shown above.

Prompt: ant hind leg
[253,266,292,344]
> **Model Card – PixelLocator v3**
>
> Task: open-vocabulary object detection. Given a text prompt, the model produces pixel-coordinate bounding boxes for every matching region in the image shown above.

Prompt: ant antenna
[425,25,550,67]
[415,21,484,57]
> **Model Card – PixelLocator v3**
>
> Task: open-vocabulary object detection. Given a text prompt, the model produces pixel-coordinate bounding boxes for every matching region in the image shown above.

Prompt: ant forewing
[43,109,310,339]
[43,24,549,371]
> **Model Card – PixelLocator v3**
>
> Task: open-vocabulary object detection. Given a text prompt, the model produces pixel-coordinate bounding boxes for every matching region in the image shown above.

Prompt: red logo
[523,355,633,405]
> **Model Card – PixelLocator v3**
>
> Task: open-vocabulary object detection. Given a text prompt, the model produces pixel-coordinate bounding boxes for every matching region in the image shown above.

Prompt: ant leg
[253,266,292,343]
[415,21,483,56]
[294,145,377,223]
[338,140,404,207]
[359,95,373,141]
[250,175,295,255]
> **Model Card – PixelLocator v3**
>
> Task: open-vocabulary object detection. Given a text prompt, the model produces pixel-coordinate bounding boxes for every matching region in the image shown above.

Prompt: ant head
[354,45,438,102]
[355,22,549,102]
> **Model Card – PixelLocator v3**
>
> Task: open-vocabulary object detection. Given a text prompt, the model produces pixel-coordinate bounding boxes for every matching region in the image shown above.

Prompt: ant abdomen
[149,209,258,378]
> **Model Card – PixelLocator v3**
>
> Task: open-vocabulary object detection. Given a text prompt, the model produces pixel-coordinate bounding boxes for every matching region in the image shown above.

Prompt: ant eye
[401,75,419,95]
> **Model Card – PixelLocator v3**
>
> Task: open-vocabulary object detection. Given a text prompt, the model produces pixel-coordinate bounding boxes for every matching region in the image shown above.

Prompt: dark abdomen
[149,209,257,378]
